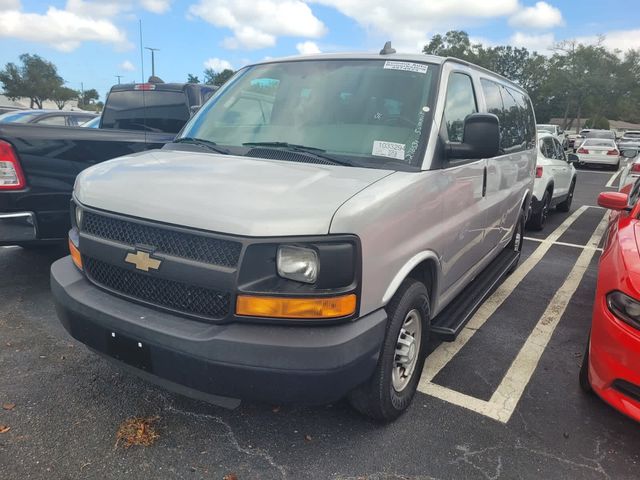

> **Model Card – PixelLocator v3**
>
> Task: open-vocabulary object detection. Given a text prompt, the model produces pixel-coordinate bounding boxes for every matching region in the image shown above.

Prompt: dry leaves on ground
[2,403,16,411]
[0,425,10,434]
[115,416,160,449]
[223,474,238,480]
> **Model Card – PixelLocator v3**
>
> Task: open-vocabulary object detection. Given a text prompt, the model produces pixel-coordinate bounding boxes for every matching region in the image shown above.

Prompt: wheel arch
[382,251,440,312]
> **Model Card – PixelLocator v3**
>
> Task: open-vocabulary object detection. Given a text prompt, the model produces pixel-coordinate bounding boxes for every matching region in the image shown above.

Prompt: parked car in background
[51,51,537,421]
[567,132,583,150]
[81,116,100,128]
[0,80,214,247]
[618,148,640,193]
[618,130,640,150]
[527,133,577,230]
[0,109,97,126]
[575,138,621,169]
[580,184,640,422]
[537,123,566,147]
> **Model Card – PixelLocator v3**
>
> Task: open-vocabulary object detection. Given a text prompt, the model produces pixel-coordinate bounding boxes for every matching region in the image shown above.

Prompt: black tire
[556,179,576,213]
[526,190,550,231]
[579,335,593,393]
[348,279,430,422]
[507,208,525,274]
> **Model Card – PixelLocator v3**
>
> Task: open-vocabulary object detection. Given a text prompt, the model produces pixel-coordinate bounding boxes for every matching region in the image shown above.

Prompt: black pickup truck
[0,81,215,247]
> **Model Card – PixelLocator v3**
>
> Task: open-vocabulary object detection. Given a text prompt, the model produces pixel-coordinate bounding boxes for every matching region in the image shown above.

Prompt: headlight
[277,245,319,284]
[75,205,83,229]
[607,291,640,330]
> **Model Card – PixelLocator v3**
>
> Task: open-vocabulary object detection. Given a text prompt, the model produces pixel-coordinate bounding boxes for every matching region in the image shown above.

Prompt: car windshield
[180,59,439,169]
[583,139,616,147]
[537,125,555,133]
[0,111,44,123]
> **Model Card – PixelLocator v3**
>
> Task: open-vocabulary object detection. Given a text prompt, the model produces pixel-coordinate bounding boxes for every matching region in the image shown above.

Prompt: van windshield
[180,59,439,169]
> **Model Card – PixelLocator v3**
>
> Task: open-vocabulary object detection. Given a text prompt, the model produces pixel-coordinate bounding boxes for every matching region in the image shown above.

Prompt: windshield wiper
[174,137,230,155]
[242,142,352,166]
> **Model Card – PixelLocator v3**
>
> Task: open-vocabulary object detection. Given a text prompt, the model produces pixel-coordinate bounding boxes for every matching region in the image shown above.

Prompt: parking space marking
[1,246,19,249]
[524,237,603,252]
[606,168,623,188]
[418,206,607,423]
[419,206,590,384]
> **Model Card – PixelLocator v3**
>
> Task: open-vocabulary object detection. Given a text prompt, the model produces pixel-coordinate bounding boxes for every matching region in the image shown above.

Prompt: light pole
[144,47,159,78]
[115,75,122,84]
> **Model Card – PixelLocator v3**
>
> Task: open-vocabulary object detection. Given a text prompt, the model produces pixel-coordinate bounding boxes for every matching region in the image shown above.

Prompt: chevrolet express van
[51,49,537,420]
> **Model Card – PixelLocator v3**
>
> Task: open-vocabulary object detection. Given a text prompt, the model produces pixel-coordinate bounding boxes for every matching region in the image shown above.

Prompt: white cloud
[188,0,327,50]
[119,60,135,71]
[508,1,564,30]
[204,57,233,71]
[574,29,640,54]
[140,0,171,13]
[311,0,519,52]
[296,41,321,55]
[0,7,131,51]
[509,31,556,53]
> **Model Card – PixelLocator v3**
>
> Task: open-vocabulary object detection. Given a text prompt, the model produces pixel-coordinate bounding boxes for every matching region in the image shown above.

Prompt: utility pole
[144,47,159,78]
[115,75,122,84]
[80,82,84,107]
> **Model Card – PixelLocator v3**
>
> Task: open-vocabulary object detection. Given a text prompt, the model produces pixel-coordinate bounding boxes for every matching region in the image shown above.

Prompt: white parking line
[419,206,590,384]
[1,246,19,249]
[605,168,623,188]
[524,236,603,252]
[418,206,607,423]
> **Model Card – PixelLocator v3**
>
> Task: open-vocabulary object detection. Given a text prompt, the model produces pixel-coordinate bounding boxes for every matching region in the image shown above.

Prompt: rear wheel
[348,279,430,422]
[556,179,576,212]
[579,335,593,393]
[526,190,550,231]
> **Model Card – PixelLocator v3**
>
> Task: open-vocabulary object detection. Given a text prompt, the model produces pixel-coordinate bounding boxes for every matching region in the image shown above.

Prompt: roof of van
[249,52,526,92]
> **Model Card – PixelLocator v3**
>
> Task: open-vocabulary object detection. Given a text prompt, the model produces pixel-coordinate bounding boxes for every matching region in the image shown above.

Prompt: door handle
[482,166,487,197]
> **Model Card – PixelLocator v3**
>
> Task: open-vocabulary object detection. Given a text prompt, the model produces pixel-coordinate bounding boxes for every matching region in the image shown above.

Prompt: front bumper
[51,256,387,405]
[0,212,37,243]
[589,295,640,422]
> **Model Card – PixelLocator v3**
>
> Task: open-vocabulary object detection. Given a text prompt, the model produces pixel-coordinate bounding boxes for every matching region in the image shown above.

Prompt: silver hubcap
[392,309,422,392]
[514,222,522,252]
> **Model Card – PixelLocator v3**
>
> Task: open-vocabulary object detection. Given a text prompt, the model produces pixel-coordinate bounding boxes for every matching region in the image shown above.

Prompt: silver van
[51,49,536,420]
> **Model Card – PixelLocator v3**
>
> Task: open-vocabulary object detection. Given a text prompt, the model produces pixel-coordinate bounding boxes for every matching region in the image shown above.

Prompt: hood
[75,149,393,236]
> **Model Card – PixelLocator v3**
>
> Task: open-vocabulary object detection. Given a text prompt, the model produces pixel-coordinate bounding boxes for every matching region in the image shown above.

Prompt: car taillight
[631,163,640,173]
[535,166,543,178]
[0,140,26,190]
[577,148,589,154]
[134,83,156,90]
[607,149,619,156]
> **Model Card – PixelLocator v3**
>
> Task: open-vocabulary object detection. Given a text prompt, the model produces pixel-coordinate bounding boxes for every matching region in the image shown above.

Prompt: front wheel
[348,279,430,422]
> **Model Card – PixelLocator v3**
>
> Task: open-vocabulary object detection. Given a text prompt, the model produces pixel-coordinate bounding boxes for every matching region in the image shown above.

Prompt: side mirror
[189,105,201,116]
[447,113,500,160]
[567,153,579,163]
[597,191,629,211]
[621,149,639,159]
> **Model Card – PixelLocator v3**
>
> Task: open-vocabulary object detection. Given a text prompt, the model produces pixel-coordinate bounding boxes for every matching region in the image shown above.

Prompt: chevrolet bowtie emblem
[125,250,161,272]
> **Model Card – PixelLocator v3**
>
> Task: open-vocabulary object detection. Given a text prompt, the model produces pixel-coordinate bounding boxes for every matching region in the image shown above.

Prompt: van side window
[443,73,477,143]
[480,79,505,149]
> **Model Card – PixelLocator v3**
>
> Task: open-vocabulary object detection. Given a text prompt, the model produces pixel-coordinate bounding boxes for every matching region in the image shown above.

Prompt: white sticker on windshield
[383,61,428,74]
[372,141,405,160]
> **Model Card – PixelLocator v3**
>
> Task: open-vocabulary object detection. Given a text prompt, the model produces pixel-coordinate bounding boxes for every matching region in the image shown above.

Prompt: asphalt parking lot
[2,165,640,480]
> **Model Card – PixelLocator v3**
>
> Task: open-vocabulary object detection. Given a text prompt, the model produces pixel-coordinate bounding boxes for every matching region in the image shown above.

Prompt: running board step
[431,249,520,342]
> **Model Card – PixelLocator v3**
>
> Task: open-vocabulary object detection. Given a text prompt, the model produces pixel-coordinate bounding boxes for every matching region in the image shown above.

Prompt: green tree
[0,53,63,108]
[204,68,235,87]
[187,73,200,83]
[80,88,99,107]
[51,86,78,110]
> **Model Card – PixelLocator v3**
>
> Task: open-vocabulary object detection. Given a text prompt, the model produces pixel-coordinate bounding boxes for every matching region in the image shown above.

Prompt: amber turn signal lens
[236,294,356,319]
[69,238,82,270]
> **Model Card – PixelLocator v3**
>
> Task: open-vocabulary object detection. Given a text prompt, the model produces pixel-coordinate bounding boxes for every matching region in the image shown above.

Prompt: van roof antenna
[380,41,396,55]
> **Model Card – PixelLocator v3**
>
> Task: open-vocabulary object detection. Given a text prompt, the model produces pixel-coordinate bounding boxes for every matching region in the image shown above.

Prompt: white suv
[528,133,577,230]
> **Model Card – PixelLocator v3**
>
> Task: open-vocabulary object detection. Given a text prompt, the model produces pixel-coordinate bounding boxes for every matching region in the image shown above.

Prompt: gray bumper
[0,212,37,243]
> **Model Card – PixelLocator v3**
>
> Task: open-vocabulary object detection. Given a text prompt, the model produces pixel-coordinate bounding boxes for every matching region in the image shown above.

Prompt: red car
[580,186,640,422]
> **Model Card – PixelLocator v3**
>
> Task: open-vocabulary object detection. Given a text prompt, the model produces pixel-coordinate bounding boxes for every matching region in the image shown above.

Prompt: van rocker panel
[50,256,387,404]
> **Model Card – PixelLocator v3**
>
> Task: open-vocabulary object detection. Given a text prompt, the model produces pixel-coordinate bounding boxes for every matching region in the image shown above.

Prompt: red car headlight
[607,291,640,330]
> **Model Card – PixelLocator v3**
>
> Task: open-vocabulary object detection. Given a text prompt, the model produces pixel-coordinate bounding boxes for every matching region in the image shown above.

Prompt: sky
[0,0,639,101]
